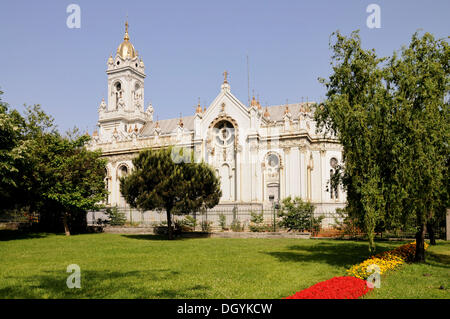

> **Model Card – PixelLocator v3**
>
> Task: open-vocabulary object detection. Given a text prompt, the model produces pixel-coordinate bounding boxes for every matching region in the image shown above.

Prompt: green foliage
[333,208,362,238]
[310,215,325,235]
[218,213,227,231]
[120,147,222,239]
[277,196,317,232]
[175,215,197,231]
[249,211,271,232]
[315,30,449,257]
[104,206,126,226]
[230,219,244,232]
[200,220,212,232]
[0,90,107,234]
[250,211,264,224]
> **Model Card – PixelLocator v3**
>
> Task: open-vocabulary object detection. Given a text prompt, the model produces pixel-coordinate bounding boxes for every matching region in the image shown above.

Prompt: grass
[0,231,448,299]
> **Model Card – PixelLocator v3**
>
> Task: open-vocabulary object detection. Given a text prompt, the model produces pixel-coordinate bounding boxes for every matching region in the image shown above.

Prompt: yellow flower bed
[347,241,429,280]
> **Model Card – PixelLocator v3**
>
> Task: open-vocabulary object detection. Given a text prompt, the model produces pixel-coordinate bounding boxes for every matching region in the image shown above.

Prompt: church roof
[139,102,313,136]
[141,115,195,136]
[263,102,313,120]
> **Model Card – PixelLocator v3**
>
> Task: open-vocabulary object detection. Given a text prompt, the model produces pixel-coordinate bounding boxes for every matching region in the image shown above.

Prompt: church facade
[89,23,346,215]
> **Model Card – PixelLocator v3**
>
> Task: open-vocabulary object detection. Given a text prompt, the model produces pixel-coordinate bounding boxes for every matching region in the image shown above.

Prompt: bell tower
[97,21,152,140]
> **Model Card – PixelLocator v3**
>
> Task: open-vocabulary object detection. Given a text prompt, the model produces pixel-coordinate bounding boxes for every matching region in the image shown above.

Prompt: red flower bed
[284,276,372,299]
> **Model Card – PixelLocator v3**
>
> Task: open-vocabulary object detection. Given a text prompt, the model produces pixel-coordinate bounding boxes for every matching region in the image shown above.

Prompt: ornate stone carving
[98,98,107,112]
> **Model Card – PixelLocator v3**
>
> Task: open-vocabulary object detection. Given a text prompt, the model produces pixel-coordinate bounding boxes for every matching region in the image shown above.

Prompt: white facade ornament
[146,103,154,121]
[117,95,125,110]
[98,98,107,112]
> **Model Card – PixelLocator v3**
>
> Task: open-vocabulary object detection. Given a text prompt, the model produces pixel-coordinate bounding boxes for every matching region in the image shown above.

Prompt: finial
[124,20,130,41]
[196,98,202,114]
[179,113,184,127]
[251,95,256,106]
[223,70,229,83]
[284,100,290,114]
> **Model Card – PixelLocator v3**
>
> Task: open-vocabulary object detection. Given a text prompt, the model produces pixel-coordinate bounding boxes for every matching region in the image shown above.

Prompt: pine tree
[120,147,221,239]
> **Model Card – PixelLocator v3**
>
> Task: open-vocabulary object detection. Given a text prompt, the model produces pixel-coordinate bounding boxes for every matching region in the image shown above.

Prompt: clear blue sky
[0,0,448,133]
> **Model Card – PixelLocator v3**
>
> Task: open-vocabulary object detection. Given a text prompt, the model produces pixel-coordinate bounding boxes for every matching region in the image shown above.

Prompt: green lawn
[0,231,448,299]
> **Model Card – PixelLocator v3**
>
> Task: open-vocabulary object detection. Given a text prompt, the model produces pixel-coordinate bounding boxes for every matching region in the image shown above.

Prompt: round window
[267,154,279,167]
[214,121,234,146]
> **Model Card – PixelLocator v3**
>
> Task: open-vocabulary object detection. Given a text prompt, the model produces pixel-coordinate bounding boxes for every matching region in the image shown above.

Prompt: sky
[0,0,449,133]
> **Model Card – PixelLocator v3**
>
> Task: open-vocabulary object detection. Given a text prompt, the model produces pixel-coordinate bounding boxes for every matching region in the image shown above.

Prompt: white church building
[89,22,346,217]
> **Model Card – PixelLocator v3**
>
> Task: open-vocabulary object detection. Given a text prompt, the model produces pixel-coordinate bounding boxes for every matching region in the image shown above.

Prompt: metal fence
[87,207,447,239]
[87,206,344,233]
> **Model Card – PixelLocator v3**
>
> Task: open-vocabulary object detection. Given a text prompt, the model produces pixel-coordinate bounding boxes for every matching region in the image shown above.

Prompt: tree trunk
[166,208,173,240]
[368,232,376,255]
[63,212,71,236]
[415,223,426,262]
[426,221,436,245]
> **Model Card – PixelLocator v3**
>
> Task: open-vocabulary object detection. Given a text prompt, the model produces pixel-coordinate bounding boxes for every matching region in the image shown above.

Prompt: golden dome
[117,21,137,59]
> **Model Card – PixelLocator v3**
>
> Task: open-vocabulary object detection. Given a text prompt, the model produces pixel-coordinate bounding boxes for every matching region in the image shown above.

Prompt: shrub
[249,211,272,232]
[201,220,212,232]
[174,218,193,232]
[231,219,244,232]
[104,206,126,226]
[333,208,363,238]
[183,215,197,230]
[277,196,317,232]
[218,213,227,231]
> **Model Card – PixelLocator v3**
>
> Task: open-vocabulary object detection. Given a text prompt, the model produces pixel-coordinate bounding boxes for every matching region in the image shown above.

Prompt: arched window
[118,165,128,178]
[117,164,129,207]
[212,120,236,201]
[114,82,122,110]
[265,153,280,202]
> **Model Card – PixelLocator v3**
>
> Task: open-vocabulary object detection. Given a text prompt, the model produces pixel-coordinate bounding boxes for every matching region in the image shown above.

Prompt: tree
[120,147,221,239]
[36,131,107,235]
[0,90,107,234]
[0,90,30,210]
[315,31,449,260]
[315,31,392,253]
[387,32,449,260]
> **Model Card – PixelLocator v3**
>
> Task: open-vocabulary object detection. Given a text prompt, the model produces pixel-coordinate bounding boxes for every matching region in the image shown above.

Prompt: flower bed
[284,241,429,299]
[347,241,429,279]
[284,276,372,299]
